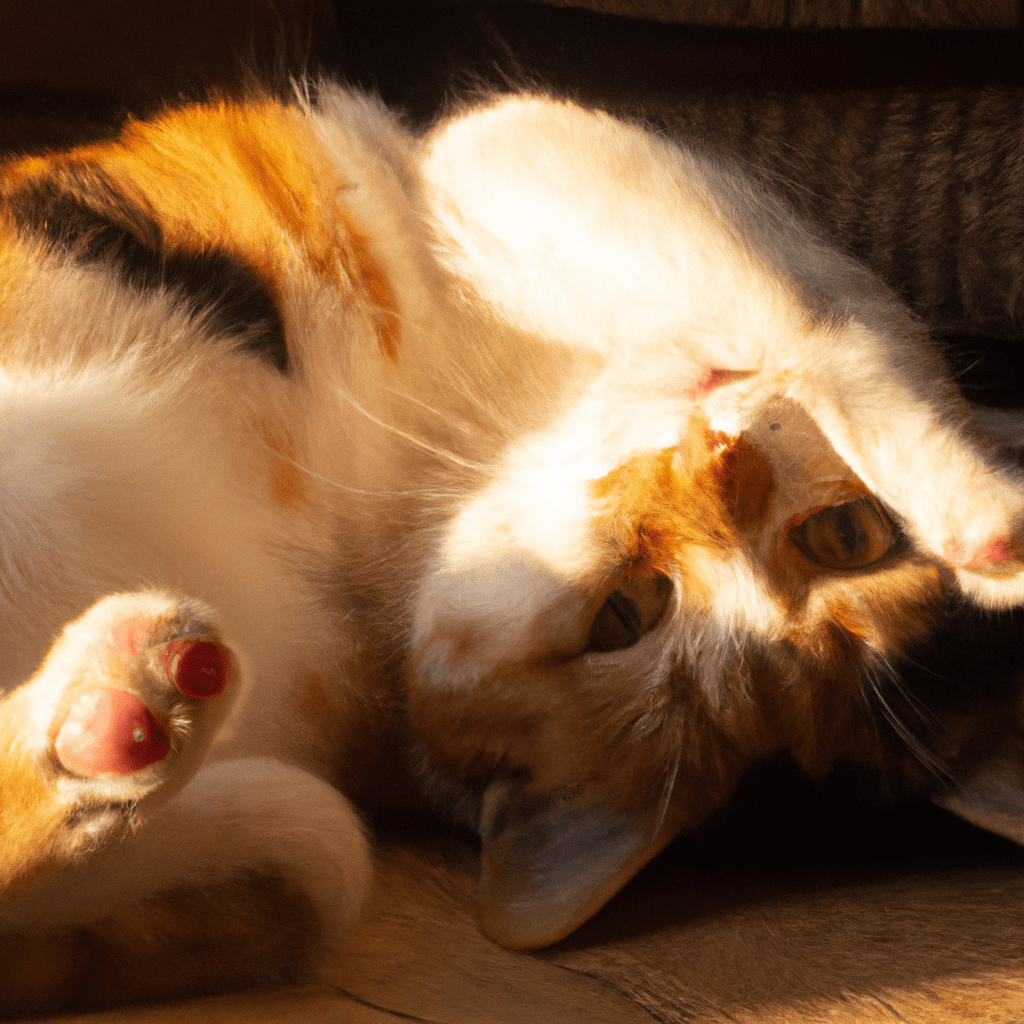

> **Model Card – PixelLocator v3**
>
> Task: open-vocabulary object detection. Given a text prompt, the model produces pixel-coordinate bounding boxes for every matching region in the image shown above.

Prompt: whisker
[863,662,953,784]
[252,436,465,505]
[872,652,945,733]
[653,749,681,840]
[333,387,488,471]
[382,372,518,438]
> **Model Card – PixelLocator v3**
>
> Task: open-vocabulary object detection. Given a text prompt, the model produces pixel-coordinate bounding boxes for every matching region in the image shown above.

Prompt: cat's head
[407,95,1024,948]
[408,361,948,949]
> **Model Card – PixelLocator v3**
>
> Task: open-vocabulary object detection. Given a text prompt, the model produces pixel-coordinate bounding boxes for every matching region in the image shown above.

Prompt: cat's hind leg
[0,592,370,1013]
[0,758,370,1012]
[0,591,235,899]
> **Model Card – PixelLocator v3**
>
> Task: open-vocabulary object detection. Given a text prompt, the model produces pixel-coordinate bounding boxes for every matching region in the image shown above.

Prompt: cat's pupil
[589,591,642,652]
[835,504,861,556]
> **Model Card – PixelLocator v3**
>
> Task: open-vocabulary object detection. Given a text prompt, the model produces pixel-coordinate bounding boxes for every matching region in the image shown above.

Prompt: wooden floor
[32,768,1024,1024]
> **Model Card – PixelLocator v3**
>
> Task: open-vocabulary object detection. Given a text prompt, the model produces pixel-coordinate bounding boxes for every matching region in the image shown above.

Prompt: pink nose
[54,689,170,777]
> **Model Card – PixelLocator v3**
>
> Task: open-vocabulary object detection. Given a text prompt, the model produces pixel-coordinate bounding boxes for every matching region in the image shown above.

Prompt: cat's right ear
[476,776,677,949]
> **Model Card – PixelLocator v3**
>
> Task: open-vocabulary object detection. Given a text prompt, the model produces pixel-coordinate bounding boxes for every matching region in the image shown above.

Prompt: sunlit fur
[0,83,1023,1011]
[0,85,519,1011]
[409,96,1024,948]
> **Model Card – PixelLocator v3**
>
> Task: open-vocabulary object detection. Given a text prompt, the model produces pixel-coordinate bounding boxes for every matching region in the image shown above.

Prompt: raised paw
[0,591,236,895]
[49,595,232,780]
[938,414,1024,607]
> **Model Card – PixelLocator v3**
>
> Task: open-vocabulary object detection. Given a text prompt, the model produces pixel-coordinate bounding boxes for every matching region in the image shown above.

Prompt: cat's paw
[47,592,232,781]
[953,542,1024,607]
[0,592,235,894]
[938,419,1024,607]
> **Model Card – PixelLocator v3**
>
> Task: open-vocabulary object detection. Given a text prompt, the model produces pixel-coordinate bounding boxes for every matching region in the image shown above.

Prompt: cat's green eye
[588,573,673,653]
[789,496,895,570]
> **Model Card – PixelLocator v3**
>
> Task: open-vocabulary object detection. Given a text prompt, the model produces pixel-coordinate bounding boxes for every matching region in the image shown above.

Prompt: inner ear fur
[934,750,1024,848]
[477,776,679,949]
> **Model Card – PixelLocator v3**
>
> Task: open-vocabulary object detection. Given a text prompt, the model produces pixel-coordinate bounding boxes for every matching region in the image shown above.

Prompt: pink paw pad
[161,639,230,699]
[946,536,1018,570]
[54,689,170,777]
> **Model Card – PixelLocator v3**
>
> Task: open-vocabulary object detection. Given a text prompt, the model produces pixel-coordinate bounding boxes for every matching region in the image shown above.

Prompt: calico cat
[0,81,1023,1012]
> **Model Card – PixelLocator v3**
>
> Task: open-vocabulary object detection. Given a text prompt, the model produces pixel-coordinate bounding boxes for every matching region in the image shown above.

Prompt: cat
[1,81,1024,1012]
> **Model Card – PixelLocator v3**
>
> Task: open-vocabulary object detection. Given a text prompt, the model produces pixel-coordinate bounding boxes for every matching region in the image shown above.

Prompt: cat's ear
[476,777,673,948]
[934,750,1024,848]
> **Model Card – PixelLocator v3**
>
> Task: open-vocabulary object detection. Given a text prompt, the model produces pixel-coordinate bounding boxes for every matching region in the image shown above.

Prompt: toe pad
[54,689,170,777]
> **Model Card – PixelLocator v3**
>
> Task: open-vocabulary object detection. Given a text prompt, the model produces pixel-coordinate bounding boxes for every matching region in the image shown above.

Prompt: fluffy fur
[0,83,1023,1009]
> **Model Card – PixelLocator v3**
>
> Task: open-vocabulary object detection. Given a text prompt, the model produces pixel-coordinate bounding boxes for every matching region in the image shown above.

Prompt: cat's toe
[46,593,233,784]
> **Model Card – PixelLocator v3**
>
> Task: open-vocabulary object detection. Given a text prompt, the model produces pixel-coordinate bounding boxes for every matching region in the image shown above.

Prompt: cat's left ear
[934,749,1024,849]
[476,777,675,948]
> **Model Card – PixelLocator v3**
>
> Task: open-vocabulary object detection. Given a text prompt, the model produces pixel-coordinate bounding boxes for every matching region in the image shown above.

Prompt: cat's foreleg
[770,330,1024,608]
[0,590,370,1011]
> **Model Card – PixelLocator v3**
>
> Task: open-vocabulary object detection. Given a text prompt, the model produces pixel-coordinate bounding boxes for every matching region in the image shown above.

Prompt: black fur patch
[4,164,289,372]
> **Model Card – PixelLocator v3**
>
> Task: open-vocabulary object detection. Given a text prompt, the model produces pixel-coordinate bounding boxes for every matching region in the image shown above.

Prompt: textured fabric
[471,0,1022,29]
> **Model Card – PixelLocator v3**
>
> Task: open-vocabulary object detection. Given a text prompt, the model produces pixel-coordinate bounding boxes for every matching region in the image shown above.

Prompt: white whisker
[653,750,681,840]
[863,660,952,784]
[252,436,463,503]
[333,386,487,471]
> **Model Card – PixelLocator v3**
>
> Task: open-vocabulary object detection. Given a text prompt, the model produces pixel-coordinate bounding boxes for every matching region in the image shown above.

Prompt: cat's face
[407,94,1024,949]
[408,325,947,950]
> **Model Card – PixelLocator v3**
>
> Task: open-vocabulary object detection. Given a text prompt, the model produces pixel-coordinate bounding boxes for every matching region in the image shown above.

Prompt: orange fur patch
[337,213,401,361]
[587,418,737,592]
[714,434,775,534]
[254,416,307,509]
[4,98,401,359]
[0,687,73,895]
[0,228,34,321]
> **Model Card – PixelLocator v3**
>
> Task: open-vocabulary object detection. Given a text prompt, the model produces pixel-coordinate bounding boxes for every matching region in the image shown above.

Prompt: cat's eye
[789,496,895,570]
[587,573,673,653]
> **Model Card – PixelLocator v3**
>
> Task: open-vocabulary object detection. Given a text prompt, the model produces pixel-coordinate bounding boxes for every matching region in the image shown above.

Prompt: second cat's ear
[477,777,673,948]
